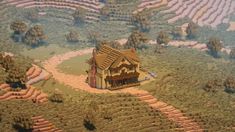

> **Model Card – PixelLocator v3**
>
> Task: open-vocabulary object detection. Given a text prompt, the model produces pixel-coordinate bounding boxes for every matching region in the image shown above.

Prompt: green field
[58,54,91,75]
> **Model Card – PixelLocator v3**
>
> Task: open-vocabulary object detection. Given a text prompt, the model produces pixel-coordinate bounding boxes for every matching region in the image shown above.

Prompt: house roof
[93,45,140,70]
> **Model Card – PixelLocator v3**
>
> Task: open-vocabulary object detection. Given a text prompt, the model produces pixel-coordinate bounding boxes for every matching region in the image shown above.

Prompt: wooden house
[87,45,140,90]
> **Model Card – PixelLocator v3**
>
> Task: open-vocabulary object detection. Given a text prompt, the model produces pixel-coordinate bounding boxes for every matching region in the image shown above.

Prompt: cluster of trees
[204,79,223,93]
[10,20,47,47]
[0,53,31,89]
[96,40,122,51]
[125,30,148,50]
[206,37,223,58]
[204,77,235,94]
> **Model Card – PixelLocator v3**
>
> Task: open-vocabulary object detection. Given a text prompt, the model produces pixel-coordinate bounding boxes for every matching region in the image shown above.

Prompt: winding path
[42,48,203,132]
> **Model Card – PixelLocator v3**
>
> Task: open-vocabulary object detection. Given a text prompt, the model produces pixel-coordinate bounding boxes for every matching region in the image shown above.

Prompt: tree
[49,92,64,103]
[10,20,27,42]
[224,76,235,93]
[230,48,235,59]
[10,20,27,35]
[24,25,47,47]
[72,7,87,26]
[157,31,170,45]
[65,30,79,42]
[131,9,151,32]
[6,66,27,89]
[13,113,33,132]
[125,30,148,50]
[1,55,14,72]
[186,22,197,39]
[207,37,222,58]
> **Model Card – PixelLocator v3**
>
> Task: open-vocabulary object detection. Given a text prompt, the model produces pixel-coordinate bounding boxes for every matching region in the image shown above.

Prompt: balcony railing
[108,82,140,90]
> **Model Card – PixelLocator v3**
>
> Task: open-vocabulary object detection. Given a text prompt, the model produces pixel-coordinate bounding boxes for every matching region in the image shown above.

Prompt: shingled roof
[93,45,140,70]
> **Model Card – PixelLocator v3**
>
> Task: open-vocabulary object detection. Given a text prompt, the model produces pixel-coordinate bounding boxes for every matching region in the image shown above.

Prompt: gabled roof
[93,45,139,70]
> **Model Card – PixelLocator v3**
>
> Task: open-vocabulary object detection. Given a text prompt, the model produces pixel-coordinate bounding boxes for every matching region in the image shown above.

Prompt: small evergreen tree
[157,31,170,45]
[207,37,222,58]
[186,22,197,39]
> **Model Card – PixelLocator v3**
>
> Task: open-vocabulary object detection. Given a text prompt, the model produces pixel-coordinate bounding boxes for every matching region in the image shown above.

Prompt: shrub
[13,113,33,132]
[207,37,222,58]
[157,31,170,45]
[24,25,47,47]
[224,77,235,93]
[186,22,198,39]
[49,92,64,103]
[10,20,27,42]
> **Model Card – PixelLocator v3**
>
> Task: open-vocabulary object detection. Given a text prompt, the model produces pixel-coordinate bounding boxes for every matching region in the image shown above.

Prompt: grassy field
[58,54,91,75]
[1,78,183,132]
[138,46,235,131]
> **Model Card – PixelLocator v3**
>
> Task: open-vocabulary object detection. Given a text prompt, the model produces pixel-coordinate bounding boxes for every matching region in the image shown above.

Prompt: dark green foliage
[49,92,64,103]
[10,20,27,42]
[207,37,222,58]
[186,22,197,39]
[13,113,33,132]
[157,31,170,45]
[224,77,235,94]
[10,20,27,35]
[125,30,148,50]
[0,53,31,88]
[24,25,47,47]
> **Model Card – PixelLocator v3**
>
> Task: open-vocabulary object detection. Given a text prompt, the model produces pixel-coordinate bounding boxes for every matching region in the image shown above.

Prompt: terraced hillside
[136,0,235,28]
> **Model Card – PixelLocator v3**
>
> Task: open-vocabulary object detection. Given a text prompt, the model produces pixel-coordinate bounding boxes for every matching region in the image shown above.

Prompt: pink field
[163,0,235,28]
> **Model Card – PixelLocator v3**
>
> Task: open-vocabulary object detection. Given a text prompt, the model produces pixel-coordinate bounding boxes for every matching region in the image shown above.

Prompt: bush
[13,114,33,132]
[49,92,64,103]
[207,37,222,58]
[224,77,235,94]
[186,22,198,39]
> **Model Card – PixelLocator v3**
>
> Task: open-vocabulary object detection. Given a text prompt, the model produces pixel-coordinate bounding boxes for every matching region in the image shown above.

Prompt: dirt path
[42,48,203,132]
